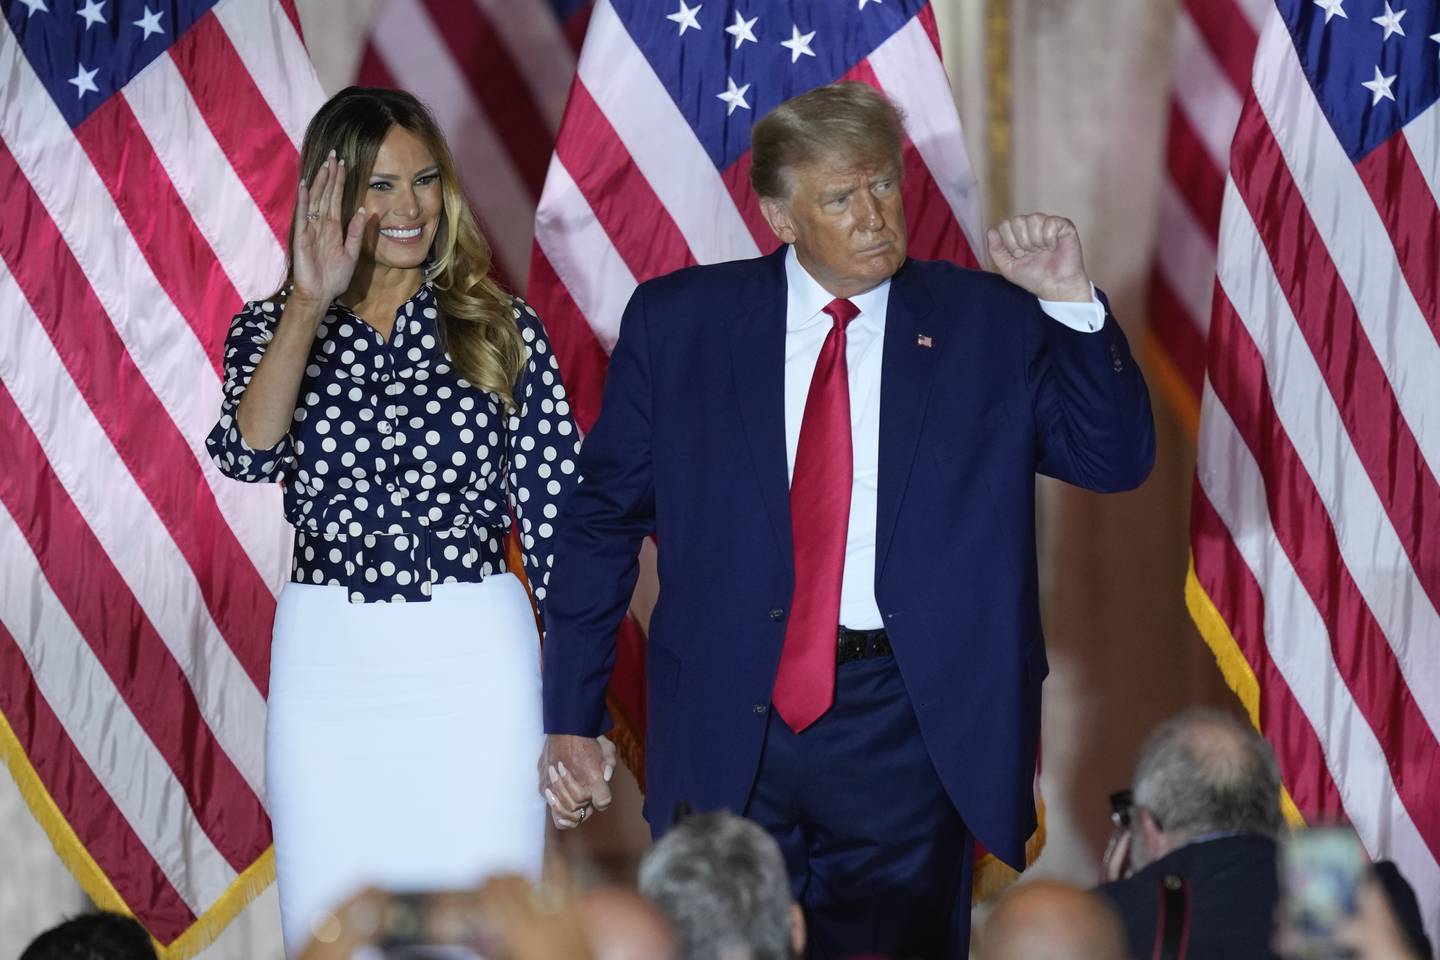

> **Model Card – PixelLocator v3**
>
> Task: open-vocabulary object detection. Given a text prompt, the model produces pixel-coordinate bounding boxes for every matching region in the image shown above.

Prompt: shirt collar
[784,245,891,331]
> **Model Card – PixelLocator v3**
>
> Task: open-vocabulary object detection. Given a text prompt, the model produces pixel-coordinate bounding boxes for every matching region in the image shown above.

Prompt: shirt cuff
[1038,283,1104,333]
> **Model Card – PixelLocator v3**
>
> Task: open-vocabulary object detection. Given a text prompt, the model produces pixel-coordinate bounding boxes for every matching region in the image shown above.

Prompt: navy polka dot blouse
[206,283,580,607]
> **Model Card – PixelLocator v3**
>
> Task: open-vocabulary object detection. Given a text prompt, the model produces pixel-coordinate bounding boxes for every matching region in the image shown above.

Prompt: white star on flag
[859,0,882,8]
[1313,0,1347,22]
[75,0,105,28]
[1372,3,1406,40]
[780,25,817,63]
[1361,64,1397,103]
[666,0,702,36]
[68,62,99,97]
[16,0,47,16]
[717,76,751,115]
[133,6,164,40]
[725,10,758,49]
[1430,31,1440,55]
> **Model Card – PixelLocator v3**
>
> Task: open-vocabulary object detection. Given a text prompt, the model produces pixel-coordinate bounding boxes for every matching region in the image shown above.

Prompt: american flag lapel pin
[917,334,933,348]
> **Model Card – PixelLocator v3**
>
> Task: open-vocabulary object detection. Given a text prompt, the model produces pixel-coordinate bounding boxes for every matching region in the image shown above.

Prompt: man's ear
[789,901,806,957]
[1136,806,1169,863]
[760,196,797,245]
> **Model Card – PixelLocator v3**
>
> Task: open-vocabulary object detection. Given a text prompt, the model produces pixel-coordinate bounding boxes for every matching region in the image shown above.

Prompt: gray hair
[749,82,906,200]
[638,812,794,960]
[1132,708,1284,843]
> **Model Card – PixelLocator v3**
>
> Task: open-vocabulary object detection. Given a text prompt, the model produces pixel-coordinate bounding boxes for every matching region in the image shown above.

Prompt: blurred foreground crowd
[19,709,1434,960]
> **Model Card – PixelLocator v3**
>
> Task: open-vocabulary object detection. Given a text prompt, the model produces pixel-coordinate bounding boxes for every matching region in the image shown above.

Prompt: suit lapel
[725,248,794,572]
[875,260,938,579]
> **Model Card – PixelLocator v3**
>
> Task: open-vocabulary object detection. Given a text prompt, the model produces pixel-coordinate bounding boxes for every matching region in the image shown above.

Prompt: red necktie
[773,297,859,733]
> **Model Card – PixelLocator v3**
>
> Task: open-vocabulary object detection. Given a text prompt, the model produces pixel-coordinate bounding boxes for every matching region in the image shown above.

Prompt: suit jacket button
[753,704,768,714]
[769,607,785,621]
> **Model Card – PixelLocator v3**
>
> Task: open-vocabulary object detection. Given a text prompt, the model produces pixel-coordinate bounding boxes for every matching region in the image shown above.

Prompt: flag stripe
[0,482,239,913]
[0,139,277,693]
[210,0,322,147]
[717,152,778,253]
[1195,374,1439,893]
[0,622,198,942]
[73,96,242,369]
[1184,0,1260,93]
[0,373,269,875]
[555,80,696,280]
[526,248,611,432]
[122,53,288,304]
[1147,272,1207,399]
[1230,105,1440,635]
[1164,103,1226,238]
[1354,137,1440,328]
[1190,487,1345,821]
[1171,10,1246,172]
[417,0,551,198]
[170,12,299,250]
[1249,26,1440,464]
[0,258,269,799]
[533,155,638,352]
[369,0,535,285]
[1206,289,1440,858]
[1403,109,1440,213]
[1154,177,1218,337]
[472,0,575,133]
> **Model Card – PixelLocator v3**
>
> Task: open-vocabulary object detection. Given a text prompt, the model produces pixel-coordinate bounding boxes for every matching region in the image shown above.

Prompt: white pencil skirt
[266,574,546,955]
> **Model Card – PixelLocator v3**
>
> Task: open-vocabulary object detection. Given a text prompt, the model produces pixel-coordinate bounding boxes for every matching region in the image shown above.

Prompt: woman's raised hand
[291,150,367,306]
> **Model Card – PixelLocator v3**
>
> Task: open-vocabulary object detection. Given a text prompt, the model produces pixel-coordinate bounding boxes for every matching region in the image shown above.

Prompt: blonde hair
[289,87,525,408]
[749,82,906,200]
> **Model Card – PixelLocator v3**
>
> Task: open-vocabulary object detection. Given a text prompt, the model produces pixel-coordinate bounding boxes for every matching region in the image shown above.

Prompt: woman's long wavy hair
[287,87,525,408]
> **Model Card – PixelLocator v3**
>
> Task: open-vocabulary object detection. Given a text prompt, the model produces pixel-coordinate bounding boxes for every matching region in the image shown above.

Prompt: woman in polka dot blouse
[204,88,580,955]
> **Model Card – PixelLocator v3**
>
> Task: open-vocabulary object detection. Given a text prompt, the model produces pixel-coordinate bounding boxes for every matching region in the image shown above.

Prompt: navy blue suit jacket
[541,248,1155,867]
[1098,835,1282,960]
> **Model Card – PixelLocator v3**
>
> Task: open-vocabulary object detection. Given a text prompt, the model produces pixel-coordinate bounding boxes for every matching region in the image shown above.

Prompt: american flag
[355,0,592,292]
[1188,0,1440,941]
[1146,0,1270,433]
[521,0,1046,892]
[0,0,322,953]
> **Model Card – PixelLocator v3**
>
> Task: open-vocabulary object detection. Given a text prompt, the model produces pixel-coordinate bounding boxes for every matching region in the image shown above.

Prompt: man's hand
[986,213,1092,302]
[538,734,616,829]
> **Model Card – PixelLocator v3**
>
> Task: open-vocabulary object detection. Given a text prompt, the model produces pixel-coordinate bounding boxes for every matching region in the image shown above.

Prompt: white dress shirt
[782,245,1105,630]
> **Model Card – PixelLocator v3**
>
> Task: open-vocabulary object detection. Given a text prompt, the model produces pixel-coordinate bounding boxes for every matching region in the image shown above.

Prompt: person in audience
[20,912,157,960]
[980,880,1127,960]
[296,875,675,960]
[639,811,805,960]
[1097,707,1285,959]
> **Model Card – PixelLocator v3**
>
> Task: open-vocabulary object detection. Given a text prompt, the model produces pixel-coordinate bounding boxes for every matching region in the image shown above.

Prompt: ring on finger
[305,211,320,221]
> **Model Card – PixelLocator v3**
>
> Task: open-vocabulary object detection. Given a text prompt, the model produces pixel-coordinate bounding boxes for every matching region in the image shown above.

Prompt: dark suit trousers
[745,654,973,960]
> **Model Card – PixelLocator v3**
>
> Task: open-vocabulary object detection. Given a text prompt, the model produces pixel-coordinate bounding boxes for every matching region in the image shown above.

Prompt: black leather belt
[837,626,892,665]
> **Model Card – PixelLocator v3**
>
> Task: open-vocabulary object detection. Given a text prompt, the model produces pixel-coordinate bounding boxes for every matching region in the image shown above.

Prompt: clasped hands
[538,734,617,829]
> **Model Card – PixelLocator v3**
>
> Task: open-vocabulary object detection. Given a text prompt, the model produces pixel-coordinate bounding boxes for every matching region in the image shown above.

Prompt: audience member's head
[1130,707,1283,869]
[20,912,157,960]
[638,811,803,960]
[577,887,677,960]
[982,880,1128,960]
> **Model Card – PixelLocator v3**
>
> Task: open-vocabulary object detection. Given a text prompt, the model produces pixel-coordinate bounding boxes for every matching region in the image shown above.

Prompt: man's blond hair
[749,82,906,200]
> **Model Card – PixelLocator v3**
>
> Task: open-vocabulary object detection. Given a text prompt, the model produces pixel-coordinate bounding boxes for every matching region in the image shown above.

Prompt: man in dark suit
[538,82,1155,958]
[1098,708,1286,960]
